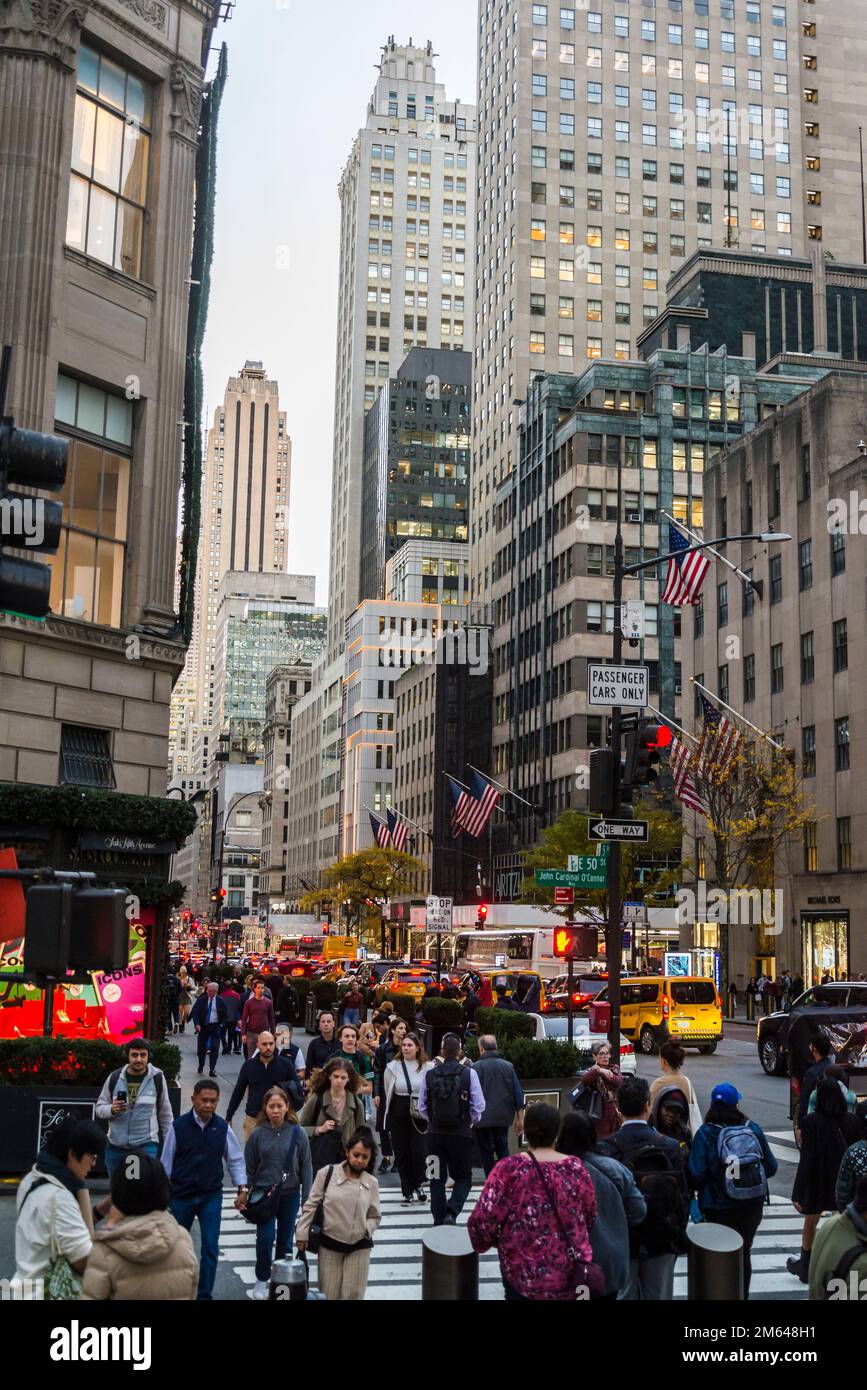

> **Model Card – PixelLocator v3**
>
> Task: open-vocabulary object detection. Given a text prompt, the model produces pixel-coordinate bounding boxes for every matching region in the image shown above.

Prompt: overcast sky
[201,1,477,604]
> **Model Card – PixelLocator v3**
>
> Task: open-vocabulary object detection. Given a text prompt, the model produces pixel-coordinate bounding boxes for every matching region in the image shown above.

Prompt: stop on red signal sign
[553,887,574,906]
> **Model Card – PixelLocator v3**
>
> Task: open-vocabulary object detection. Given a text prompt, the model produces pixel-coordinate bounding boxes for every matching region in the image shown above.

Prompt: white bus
[453,924,604,982]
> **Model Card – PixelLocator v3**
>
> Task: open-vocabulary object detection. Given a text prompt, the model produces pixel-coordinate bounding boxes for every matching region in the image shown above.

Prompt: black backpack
[609,1136,689,1255]
[427,1062,471,1130]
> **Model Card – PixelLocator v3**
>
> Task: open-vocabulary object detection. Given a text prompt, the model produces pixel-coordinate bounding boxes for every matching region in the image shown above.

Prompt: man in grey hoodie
[95,1039,175,1179]
[557,1110,647,1299]
[472,1035,525,1176]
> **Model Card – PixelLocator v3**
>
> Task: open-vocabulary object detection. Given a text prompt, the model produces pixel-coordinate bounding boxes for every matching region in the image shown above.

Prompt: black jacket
[306,1035,342,1073]
[798,1056,836,1125]
[275,983,299,1022]
[191,994,227,1029]
[599,1121,689,1257]
[226,1054,303,1121]
[373,1039,397,1099]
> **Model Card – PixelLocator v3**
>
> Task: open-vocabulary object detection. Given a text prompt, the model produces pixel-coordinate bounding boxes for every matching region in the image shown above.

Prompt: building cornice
[0,0,88,69]
[0,610,187,667]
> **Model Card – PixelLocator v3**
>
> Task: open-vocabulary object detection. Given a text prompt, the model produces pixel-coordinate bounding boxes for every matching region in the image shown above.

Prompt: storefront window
[802,915,849,987]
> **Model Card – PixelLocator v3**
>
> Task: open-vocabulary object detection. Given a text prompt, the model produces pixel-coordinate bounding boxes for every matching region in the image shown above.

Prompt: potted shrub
[420,996,464,1056]
[473,1007,535,1042]
[0,1038,182,1177]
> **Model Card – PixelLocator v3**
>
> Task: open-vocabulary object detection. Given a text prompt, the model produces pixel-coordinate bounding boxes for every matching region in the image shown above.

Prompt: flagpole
[689,677,784,750]
[646,703,700,748]
[391,808,435,842]
[662,509,762,598]
[444,771,473,796]
[466,764,537,811]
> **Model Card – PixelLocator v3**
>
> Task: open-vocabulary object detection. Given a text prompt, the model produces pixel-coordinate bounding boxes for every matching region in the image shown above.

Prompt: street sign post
[426,895,453,988]
[587,818,649,843]
[587,663,648,709]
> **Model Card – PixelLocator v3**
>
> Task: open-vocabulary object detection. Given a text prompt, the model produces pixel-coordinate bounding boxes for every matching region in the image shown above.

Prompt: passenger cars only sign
[587,663,648,709]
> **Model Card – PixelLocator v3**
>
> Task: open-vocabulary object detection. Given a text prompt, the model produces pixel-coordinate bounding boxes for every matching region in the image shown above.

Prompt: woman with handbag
[240,1087,314,1301]
[295,1127,382,1301]
[574,1041,623,1139]
[372,1017,407,1175]
[467,1102,600,1301]
[14,1117,105,1300]
[383,1032,434,1205]
[297,1059,367,1174]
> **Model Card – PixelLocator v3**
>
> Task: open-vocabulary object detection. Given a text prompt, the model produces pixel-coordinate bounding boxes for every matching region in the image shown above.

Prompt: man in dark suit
[598,1075,688,1300]
[191,982,227,1077]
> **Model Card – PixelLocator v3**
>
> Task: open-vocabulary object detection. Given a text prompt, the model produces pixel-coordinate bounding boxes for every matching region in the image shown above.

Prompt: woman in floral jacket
[467,1103,598,1301]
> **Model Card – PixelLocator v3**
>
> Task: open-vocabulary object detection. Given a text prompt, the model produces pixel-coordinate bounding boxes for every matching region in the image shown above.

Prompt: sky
[201,0,478,605]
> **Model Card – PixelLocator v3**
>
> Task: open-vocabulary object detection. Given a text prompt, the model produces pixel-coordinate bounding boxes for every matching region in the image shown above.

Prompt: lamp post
[603,460,791,1052]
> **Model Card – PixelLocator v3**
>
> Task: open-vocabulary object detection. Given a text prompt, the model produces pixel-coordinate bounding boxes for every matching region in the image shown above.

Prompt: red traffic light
[654,725,673,750]
[219,888,227,899]
[554,925,581,959]
[476,904,488,927]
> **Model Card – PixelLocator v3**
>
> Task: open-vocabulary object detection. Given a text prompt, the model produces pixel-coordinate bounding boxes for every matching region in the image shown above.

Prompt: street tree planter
[0,1083,182,1177]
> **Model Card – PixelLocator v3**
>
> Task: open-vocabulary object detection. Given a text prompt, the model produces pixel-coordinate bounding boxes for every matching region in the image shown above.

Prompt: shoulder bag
[47,1190,83,1301]
[400,1059,423,1121]
[242,1127,300,1226]
[528,1154,604,1300]
[305,1164,335,1255]
[308,1096,346,1172]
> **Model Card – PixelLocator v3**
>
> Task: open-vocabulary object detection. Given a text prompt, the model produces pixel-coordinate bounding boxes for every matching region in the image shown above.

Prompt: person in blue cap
[687,1082,778,1297]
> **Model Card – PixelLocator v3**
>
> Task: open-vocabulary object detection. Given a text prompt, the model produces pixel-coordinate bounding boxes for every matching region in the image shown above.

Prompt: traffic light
[0,413,68,619]
[23,883,129,978]
[589,748,617,815]
[623,719,670,798]
[553,924,599,959]
[476,904,488,928]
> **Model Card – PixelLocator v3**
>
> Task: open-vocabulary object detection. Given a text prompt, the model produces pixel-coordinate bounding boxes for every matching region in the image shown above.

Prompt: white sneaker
[246,1280,269,1301]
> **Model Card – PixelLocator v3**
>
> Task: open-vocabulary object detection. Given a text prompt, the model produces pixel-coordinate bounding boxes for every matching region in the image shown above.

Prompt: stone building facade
[0,0,221,794]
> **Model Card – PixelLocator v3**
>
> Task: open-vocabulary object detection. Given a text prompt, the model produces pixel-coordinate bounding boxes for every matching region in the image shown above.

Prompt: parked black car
[757,981,867,1075]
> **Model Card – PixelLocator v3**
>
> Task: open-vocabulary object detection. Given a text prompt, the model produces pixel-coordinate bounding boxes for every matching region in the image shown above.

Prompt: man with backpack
[598,1075,688,1300]
[809,1175,867,1300]
[95,1039,175,1179]
[417,1033,486,1225]
[687,1082,778,1297]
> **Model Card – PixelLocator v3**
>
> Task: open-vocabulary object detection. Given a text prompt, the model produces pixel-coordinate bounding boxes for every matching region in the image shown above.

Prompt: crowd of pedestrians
[13,972,867,1303]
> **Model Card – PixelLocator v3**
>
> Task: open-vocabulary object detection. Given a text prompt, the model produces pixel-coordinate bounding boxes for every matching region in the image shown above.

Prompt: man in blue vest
[160,1080,248,1300]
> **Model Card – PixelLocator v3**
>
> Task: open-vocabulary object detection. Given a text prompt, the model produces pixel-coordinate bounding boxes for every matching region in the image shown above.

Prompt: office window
[837,818,852,872]
[530,255,546,279]
[532,145,547,169]
[802,725,816,778]
[717,582,728,627]
[532,73,548,97]
[587,10,601,32]
[67,45,152,277]
[53,373,132,626]
[533,3,548,23]
[798,538,812,590]
[771,643,784,694]
[615,120,630,142]
[586,299,602,322]
[804,822,818,873]
[532,109,548,132]
[529,332,546,355]
[744,654,756,704]
[641,21,655,42]
[561,78,575,100]
[769,553,782,604]
[833,618,848,673]
[586,117,601,139]
[60,725,116,789]
[559,334,574,357]
[831,528,846,575]
[695,27,709,49]
[835,717,850,772]
[800,631,814,684]
[615,156,630,178]
[587,338,602,360]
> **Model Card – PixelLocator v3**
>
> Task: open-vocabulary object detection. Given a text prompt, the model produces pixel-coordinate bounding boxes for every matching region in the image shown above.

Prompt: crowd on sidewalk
[11,977,867,1303]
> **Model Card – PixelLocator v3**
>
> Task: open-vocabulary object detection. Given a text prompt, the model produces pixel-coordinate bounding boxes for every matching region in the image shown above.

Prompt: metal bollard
[687,1223,744,1300]
[745,992,755,1022]
[725,992,735,1020]
[422,1225,479,1301]
[269,1257,306,1301]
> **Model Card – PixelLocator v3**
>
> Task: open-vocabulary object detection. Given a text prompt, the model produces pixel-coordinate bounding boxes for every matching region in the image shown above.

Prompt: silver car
[526,1012,638,1075]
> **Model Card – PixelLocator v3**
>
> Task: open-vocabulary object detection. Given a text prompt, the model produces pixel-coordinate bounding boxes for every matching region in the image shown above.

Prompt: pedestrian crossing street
[218,1142,813,1301]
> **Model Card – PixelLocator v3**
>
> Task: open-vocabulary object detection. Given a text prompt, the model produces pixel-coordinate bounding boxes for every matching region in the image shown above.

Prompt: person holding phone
[95,1040,174,1180]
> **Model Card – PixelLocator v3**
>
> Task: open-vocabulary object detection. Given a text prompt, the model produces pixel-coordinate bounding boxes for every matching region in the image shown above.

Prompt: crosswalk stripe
[215,1184,812,1301]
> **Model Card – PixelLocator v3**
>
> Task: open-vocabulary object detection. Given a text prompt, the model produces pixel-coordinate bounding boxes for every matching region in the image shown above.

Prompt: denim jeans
[104,1141,159,1179]
[342,1007,361,1027]
[254,1190,301,1282]
[171,1190,223,1300]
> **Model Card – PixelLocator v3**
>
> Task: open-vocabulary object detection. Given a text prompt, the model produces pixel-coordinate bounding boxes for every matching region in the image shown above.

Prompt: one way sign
[588,817,649,843]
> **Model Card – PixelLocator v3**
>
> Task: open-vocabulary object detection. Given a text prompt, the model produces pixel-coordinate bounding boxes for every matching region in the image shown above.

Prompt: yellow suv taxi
[598,976,723,1055]
[375,968,436,1004]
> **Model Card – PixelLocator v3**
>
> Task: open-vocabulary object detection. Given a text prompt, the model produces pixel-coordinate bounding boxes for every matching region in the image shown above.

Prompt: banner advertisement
[0,911,150,1045]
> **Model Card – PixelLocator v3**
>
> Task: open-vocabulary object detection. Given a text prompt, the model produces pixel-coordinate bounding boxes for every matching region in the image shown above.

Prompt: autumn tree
[298,846,424,944]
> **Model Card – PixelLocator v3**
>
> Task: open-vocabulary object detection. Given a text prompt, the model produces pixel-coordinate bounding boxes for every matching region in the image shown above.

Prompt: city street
[0,1021,809,1302]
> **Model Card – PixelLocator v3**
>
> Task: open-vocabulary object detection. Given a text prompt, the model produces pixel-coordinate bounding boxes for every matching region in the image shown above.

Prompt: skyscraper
[471,0,867,607]
[327,38,478,661]
[169,361,291,786]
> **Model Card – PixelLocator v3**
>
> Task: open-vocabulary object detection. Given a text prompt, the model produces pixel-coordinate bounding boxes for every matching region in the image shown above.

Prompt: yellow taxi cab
[597,975,723,1055]
[374,967,437,1004]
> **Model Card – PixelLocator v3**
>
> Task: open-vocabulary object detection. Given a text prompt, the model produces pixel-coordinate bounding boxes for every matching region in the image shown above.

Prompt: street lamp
[602,468,792,1051]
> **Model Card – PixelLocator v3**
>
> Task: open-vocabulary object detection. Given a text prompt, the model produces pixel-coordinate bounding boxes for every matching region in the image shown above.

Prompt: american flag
[368,812,391,849]
[670,736,707,817]
[660,522,711,607]
[387,808,409,852]
[462,770,501,839]
[696,692,743,777]
[446,776,470,838]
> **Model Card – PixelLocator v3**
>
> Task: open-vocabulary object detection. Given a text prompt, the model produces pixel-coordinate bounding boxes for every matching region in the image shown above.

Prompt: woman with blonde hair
[298,1058,367,1174]
[240,1086,313,1301]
